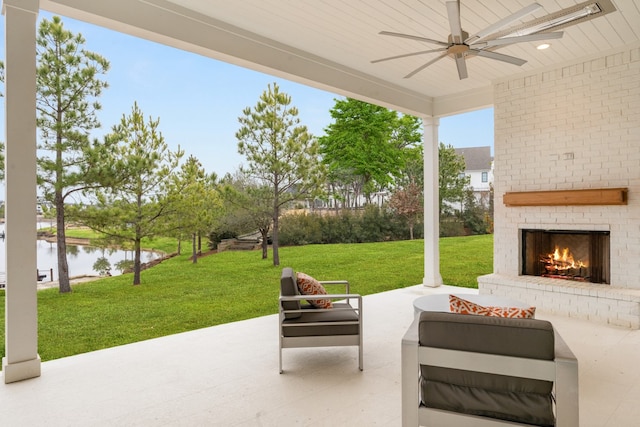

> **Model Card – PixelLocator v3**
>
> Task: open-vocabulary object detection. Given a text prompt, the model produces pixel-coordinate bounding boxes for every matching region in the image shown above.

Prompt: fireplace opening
[521,229,610,284]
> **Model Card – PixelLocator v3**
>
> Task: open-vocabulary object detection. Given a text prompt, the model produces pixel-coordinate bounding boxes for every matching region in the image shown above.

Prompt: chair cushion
[449,294,536,319]
[280,267,302,319]
[281,303,359,337]
[418,312,555,426]
[297,272,333,309]
[421,379,554,427]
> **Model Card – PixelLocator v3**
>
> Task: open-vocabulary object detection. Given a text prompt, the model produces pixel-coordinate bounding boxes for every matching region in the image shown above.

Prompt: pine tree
[236,83,324,266]
[77,103,183,285]
[36,16,109,293]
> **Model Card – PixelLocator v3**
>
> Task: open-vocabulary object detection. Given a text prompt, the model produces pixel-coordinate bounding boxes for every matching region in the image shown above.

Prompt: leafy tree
[36,16,110,292]
[236,83,325,266]
[76,103,183,285]
[319,98,421,204]
[397,145,424,189]
[438,142,469,217]
[388,179,423,239]
[391,114,423,149]
[459,188,489,234]
[218,173,274,259]
[166,155,221,263]
[325,168,364,210]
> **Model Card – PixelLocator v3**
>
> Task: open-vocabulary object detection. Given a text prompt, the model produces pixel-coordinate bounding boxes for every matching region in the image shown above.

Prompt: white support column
[2,0,41,384]
[422,117,442,287]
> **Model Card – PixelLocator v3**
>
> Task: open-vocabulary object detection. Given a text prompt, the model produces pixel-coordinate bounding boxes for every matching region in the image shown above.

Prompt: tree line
[1,16,490,293]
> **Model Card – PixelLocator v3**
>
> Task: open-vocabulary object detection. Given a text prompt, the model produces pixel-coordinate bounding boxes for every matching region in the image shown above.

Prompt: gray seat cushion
[280,267,302,319]
[282,303,359,337]
[418,312,555,427]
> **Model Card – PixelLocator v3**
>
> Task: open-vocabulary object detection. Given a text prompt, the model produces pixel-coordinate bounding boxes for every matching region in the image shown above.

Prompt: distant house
[455,146,493,207]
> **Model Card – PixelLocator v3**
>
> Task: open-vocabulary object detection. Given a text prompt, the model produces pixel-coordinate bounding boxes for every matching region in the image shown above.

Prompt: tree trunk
[177,238,181,255]
[192,232,197,264]
[272,206,280,266]
[409,222,414,240]
[55,193,71,293]
[197,232,202,255]
[260,228,269,260]
[133,237,142,285]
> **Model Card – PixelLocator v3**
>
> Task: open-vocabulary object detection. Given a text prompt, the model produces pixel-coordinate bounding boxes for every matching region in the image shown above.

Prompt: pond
[0,222,162,282]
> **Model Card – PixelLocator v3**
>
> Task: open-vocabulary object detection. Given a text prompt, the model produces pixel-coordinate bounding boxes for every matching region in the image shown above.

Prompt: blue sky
[0,11,494,181]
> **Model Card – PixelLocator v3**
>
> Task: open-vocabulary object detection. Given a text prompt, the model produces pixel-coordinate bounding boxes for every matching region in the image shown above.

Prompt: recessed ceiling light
[537,43,551,50]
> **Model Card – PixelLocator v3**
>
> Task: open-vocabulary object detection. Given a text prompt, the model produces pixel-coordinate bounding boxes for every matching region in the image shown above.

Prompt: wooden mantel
[503,188,628,207]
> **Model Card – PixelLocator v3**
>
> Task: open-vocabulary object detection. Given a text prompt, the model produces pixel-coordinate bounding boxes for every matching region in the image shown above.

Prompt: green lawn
[0,234,492,363]
[61,227,180,255]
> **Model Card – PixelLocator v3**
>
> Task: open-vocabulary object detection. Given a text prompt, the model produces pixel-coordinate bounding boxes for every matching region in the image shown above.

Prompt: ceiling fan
[372,1,566,80]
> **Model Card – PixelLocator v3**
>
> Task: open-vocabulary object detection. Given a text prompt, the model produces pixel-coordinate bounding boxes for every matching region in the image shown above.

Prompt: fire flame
[542,246,588,271]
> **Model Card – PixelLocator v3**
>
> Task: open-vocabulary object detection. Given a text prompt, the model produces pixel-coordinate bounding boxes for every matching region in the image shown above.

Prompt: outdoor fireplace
[521,229,610,284]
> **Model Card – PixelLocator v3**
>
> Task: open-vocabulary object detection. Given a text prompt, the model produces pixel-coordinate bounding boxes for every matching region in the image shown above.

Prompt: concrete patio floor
[1,284,639,426]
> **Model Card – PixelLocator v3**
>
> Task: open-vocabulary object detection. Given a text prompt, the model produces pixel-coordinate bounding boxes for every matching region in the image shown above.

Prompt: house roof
[455,146,493,171]
[38,0,640,117]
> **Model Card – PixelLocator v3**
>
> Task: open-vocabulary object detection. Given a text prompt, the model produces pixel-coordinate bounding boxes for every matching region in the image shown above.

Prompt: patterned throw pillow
[449,294,536,319]
[488,305,536,318]
[297,272,333,309]
[449,294,492,316]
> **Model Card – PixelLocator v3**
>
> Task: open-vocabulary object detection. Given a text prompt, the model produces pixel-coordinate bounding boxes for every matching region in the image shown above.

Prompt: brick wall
[493,44,640,286]
[480,44,640,328]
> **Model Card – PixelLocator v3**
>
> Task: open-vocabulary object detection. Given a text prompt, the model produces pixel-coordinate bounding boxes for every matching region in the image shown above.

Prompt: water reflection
[0,222,162,281]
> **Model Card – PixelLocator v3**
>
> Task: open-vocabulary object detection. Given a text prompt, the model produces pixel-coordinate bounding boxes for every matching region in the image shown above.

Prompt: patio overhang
[36,0,498,117]
[33,0,633,117]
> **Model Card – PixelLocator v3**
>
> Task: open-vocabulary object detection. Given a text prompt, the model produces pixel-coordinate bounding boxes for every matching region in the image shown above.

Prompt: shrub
[460,189,491,235]
[278,206,425,245]
[278,213,322,246]
[439,217,466,237]
[320,210,361,243]
[359,205,391,242]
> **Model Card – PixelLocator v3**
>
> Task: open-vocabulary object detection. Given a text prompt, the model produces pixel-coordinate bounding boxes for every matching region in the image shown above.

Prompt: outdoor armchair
[278,267,363,373]
[402,311,579,426]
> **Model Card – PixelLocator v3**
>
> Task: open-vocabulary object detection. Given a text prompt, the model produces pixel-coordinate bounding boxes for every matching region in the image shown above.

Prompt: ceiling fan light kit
[373,0,617,80]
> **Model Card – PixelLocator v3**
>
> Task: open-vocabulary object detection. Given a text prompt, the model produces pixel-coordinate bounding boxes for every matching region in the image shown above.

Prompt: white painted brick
[493,45,639,291]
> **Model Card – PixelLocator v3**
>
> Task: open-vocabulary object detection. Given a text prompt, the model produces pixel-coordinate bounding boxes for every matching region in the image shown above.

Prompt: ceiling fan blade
[446,1,464,42]
[404,52,449,79]
[379,31,449,47]
[469,49,527,66]
[371,48,447,64]
[466,3,543,44]
[481,31,563,47]
[454,53,468,80]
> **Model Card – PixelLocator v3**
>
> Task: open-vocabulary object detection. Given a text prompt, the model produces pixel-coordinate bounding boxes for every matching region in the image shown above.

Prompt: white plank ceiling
[39,0,640,116]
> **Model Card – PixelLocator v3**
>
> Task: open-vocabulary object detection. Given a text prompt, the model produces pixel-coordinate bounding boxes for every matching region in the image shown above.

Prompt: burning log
[543,274,588,281]
[539,245,589,279]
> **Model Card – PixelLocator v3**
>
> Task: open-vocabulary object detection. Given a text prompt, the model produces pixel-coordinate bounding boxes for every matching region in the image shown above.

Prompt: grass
[0,234,492,364]
[63,227,179,255]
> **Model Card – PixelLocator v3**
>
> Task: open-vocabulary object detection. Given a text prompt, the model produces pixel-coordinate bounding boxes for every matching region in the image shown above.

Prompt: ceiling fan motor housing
[447,30,470,55]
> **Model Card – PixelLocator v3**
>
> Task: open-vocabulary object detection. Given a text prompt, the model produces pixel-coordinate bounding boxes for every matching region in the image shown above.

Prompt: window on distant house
[482,171,488,182]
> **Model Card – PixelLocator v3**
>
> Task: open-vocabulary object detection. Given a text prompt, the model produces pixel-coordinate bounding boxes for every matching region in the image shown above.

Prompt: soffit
[38,0,640,116]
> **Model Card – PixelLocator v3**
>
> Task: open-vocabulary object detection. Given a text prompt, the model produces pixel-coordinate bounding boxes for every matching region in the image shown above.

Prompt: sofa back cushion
[418,312,555,427]
[280,268,302,319]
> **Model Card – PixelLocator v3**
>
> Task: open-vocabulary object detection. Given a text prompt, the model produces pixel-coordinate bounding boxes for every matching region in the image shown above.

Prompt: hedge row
[278,206,423,246]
